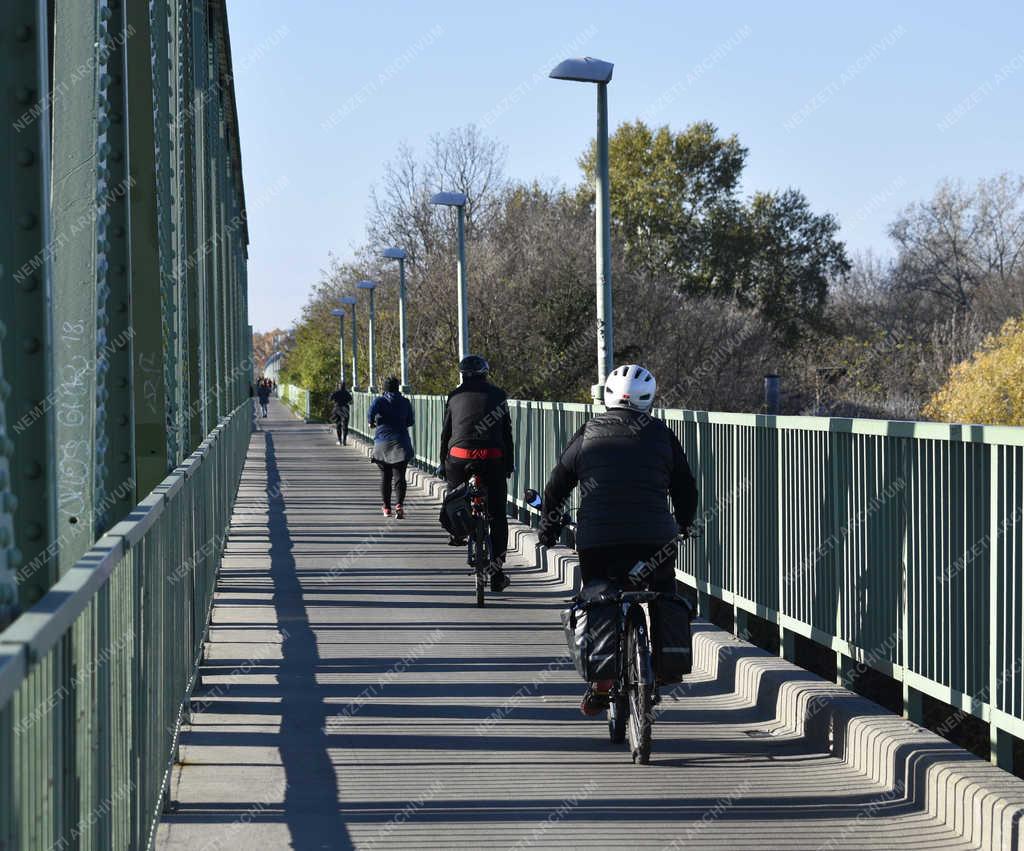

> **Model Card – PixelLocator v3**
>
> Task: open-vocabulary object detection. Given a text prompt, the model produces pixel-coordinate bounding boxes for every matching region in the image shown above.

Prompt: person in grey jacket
[368,376,415,518]
[536,364,698,715]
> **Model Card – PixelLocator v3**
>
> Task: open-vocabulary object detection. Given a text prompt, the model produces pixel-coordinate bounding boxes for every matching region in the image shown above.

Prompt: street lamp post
[357,281,378,392]
[550,56,615,403]
[382,247,410,392]
[330,308,346,383]
[339,295,357,388]
[429,191,469,361]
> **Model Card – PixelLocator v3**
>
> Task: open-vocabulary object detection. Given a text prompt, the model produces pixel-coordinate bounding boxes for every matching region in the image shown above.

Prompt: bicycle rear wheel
[471,518,487,607]
[626,612,654,764]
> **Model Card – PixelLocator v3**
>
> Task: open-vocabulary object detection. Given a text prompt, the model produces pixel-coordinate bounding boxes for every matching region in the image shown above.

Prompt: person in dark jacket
[256,380,271,417]
[330,380,353,445]
[437,355,514,591]
[368,376,415,518]
[537,364,698,715]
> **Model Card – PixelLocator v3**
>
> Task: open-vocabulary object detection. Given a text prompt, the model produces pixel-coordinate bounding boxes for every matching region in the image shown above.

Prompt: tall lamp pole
[339,295,357,388]
[357,281,378,392]
[382,247,410,391]
[429,191,469,361]
[550,56,615,403]
[330,308,346,383]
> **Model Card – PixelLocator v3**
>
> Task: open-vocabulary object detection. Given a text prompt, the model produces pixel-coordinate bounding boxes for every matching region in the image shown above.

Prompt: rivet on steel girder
[22,337,41,354]
[17,149,34,166]
[25,523,43,542]
[17,212,37,230]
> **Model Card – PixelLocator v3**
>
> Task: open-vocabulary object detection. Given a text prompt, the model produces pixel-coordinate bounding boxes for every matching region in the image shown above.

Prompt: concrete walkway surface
[156,400,985,850]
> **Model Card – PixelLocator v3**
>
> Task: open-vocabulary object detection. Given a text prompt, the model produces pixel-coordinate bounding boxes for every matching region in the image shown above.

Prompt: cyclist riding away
[330,380,353,445]
[438,355,514,591]
[536,364,698,716]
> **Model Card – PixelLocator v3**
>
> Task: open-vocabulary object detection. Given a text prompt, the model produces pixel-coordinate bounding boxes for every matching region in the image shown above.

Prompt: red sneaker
[395,504,405,519]
[580,680,614,716]
[382,505,392,517]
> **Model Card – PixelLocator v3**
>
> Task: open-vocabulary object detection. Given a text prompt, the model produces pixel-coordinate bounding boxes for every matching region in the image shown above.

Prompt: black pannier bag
[442,482,473,538]
[560,580,619,681]
[653,595,694,681]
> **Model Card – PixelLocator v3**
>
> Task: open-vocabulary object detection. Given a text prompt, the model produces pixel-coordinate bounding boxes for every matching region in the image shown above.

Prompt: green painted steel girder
[125,0,171,499]
[0,0,57,614]
[50,0,102,573]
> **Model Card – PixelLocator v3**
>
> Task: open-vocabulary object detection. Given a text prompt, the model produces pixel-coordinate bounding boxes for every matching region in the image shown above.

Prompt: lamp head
[382,247,406,260]
[430,191,467,207]
[338,296,356,305]
[330,308,345,317]
[549,56,614,84]
[357,280,377,290]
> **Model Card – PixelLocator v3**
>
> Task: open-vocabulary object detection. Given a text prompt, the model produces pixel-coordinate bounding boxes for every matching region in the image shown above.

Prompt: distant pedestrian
[368,376,415,519]
[330,380,353,445]
[257,379,270,417]
[250,382,259,427]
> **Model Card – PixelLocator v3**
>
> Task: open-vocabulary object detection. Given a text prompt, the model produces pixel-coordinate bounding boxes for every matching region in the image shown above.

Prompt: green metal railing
[0,403,248,850]
[279,383,311,421]
[346,390,1024,767]
[1,1,252,846]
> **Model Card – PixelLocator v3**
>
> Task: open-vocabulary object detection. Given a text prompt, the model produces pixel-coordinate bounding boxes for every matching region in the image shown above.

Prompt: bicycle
[524,487,696,764]
[440,464,503,607]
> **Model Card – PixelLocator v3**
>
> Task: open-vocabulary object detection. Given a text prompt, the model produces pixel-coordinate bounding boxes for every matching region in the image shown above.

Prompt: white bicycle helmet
[604,364,656,411]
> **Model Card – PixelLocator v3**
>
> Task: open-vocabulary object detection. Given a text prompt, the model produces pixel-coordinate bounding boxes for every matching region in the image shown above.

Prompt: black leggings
[578,543,677,593]
[380,461,407,507]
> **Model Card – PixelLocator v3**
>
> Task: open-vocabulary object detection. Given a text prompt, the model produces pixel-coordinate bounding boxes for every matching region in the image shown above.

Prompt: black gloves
[434,464,445,480]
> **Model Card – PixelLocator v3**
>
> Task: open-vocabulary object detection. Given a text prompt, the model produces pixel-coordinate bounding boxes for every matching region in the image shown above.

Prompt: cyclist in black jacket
[537,364,698,715]
[438,355,514,590]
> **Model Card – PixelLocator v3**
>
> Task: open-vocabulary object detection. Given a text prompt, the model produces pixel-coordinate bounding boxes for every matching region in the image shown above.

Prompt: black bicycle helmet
[458,354,489,378]
[383,375,400,393]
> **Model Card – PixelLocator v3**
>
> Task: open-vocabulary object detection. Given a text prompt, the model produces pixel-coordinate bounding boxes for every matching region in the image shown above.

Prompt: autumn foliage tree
[925,318,1024,426]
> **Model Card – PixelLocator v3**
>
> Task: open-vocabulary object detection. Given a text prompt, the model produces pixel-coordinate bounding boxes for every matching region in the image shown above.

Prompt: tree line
[273,121,1024,424]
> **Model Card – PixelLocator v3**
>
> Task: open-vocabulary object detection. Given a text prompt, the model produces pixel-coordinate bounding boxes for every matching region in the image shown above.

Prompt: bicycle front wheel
[626,612,654,764]
[608,691,628,744]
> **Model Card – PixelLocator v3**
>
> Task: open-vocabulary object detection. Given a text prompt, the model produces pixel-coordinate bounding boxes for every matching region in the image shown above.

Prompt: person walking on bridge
[437,355,514,591]
[330,379,353,445]
[256,379,271,417]
[369,376,415,518]
[536,364,698,716]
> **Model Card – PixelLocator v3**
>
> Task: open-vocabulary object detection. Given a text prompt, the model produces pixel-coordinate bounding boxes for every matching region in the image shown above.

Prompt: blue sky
[227,1,1024,331]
